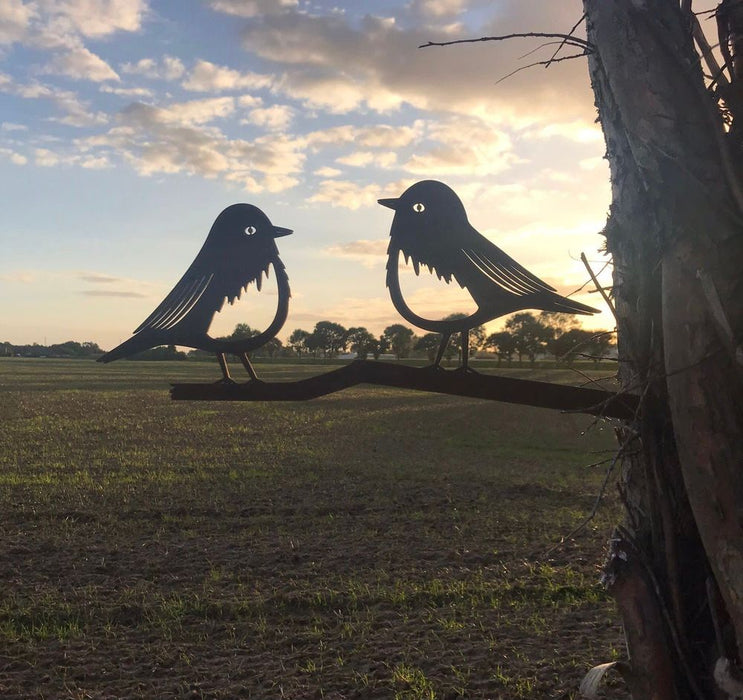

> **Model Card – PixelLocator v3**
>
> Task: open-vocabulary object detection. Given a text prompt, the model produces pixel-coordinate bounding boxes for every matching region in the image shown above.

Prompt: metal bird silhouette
[98,203,292,382]
[378,180,599,369]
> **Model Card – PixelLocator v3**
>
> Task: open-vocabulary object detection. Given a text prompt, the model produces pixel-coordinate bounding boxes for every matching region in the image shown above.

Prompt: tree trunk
[585,0,743,697]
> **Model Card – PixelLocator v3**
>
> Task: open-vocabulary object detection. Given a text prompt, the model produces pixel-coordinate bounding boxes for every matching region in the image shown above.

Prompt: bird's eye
[412,202,425,213]
[245,226,257,235]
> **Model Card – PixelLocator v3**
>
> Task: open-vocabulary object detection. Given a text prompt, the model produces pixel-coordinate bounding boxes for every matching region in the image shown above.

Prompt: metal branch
[170,360,638,419]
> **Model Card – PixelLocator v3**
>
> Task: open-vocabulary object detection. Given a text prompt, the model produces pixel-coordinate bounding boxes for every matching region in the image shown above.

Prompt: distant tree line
[0,340,104,358]
[284,312,615,366]
[1,312,615,365]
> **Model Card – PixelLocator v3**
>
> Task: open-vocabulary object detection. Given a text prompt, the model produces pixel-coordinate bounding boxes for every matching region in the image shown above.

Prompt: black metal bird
[378,180,599,369]
[98,203,292,382]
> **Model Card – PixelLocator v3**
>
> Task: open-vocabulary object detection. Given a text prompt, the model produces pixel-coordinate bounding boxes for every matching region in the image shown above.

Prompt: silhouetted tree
[346,327,377,359]
[288,329,310,357]
[310,321,347,358]
[485,330,517,366]
[415,332,441,362]
[382,324,414,359]
[230,323,260,340]
[504,312,551,364]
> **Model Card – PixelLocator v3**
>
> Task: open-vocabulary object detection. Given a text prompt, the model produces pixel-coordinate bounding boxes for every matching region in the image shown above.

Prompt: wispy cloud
[120,56,184,81]
[80,289,149,298]
[325,239,389,268]
[42,46,120,82]
[209,0,297,18]
[181,60,271,92]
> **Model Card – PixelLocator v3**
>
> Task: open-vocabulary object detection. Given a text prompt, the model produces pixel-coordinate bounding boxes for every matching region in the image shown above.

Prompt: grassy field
[0,358,626,699]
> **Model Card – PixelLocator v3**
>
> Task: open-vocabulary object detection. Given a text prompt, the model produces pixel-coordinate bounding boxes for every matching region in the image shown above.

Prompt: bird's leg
[456,330,477,373]
[215,353,236,384]
[433,332,451,369]
[240,353,259,381]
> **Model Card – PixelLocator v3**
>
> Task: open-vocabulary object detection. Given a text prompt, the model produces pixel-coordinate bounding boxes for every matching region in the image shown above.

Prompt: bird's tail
[547,294,600,316]
[98,331,161,363]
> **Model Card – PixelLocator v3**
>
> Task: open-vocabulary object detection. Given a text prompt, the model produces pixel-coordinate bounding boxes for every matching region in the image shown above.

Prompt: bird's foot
[454,365,479,375]
[214,377,238,386]
[422,363,447,372]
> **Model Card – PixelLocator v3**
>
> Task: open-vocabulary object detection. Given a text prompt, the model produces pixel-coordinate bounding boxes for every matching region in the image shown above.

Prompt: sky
[0,0,619,349]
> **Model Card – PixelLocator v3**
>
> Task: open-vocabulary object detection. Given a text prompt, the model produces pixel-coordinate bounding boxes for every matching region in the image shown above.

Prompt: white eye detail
[245,226,257,235]
[412,202,425,213]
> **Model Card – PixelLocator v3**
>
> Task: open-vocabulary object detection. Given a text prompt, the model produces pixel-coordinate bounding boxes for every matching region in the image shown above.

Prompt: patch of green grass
[0,358,625,698]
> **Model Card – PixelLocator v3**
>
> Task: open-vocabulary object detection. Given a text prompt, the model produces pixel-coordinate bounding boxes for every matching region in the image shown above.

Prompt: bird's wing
[133,268,215,333]
[133,238,279,334]
[456,230,557,297]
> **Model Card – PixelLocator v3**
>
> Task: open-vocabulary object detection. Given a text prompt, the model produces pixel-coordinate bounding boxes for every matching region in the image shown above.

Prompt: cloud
[336,150,397,168]
[0,73,110,127]
[1,122,29,131]
[100,84,153,97]
[306,122,424,149]
[120,55,184,80]
[0,271,36,283]
[79,154,110,168]
[208,0,297,18]
[78,272,125,283]
[37,0,148,38]
[80,289,148,297]
[160,97,236,125]
[71,100,306,190]
[0,147,28,165]
[43,46,120,82]
[73,270,167,300]
[34,147,61,166]
[314,166,341,177]
[402,117,517,176]
[238,8,594,122]
[308,180,392,210]
[0,0,36,44]
[408,0,468,19]
[325,239,388,268]
[244,104,293,131]
[181,60,270,92]
[523,120,604,144]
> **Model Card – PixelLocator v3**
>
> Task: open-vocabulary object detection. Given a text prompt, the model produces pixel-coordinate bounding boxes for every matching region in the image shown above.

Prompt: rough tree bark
[584,1,743,697]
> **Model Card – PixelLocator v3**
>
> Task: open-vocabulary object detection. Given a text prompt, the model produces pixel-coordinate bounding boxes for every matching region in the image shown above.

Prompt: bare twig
[581,252,617,320]
[518,41,567,61]
[541,435,634,558]
[546,13,587,67]
[692,12,730,88]
[494,53,589,85]
[419,32,592,52]
[567,259,612,296]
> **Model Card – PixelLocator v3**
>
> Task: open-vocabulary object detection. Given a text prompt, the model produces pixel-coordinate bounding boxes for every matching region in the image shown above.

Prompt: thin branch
[170,360,638,419]
[518,41,567,61]
[494,53,589,85]
[541,442,629,558]
[419,32,592,52]
[546,13,587,67]
[581,252,617,320]
[692,12,730,88]
[567,259,612,297]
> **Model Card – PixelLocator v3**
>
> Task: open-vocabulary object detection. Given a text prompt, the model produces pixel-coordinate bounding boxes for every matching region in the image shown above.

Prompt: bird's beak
[272,226,293,237]
[377,198,399,210]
